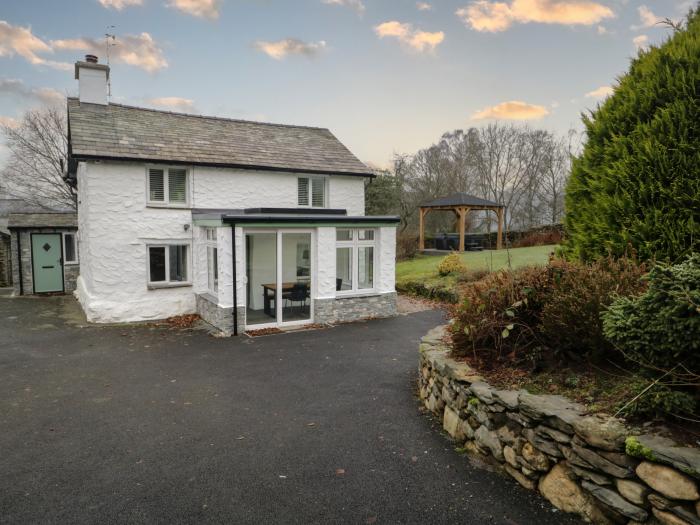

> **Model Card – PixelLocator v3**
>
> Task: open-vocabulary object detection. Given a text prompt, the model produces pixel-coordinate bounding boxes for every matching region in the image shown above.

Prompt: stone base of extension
[197,291,398,335]
[419,325,700,525]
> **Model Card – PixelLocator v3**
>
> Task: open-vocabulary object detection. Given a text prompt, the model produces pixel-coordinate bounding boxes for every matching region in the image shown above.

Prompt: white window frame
[62,232,78,265]
[335,228,377,296]
[146,165,190,207]
[297,176,327,208]
[146,242,192,288]
[204,228,218,296]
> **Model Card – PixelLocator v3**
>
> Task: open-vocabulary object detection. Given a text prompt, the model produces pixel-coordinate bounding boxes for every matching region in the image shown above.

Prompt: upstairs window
[148,167,188,206]
[297,176,326,208]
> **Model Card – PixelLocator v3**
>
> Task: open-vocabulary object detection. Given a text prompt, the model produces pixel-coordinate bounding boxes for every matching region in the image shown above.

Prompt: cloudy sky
[0,0,694,167]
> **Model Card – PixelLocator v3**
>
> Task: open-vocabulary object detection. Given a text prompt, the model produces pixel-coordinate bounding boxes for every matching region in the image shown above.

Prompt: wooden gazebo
[419,193,505,252]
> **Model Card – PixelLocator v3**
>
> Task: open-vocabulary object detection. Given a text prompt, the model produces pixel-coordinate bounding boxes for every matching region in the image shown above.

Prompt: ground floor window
[336,229,375,294]
[204,228,218,294]
[63,232,78,264]
[148,244,189,285]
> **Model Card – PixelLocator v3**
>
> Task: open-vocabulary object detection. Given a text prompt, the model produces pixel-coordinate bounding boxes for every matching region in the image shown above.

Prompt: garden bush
[563,8,700,262]
[602,254,700,376]
[437,253,467,276]
[451,266,551,365]
[451,257,647,367]
[396,232,419,260]
[513,228,563,248]
[539,257,647,361]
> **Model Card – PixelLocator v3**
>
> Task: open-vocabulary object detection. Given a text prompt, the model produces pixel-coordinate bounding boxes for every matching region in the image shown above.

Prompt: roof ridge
[66,97,330,132]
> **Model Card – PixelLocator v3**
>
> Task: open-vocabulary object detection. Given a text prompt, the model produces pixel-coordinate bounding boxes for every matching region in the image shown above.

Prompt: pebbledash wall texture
[419,325,700,525]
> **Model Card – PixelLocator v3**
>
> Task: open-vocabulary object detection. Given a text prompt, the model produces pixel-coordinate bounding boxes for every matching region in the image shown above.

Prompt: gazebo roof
[421,193,504,208]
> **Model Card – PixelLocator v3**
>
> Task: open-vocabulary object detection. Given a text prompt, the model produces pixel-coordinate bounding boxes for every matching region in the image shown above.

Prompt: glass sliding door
[281,233,312,323]
[245,232,277,327]
[244,230,313,329]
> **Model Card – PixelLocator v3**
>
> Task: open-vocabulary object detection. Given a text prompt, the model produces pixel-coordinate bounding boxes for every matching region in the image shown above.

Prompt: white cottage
[66,56,398,334]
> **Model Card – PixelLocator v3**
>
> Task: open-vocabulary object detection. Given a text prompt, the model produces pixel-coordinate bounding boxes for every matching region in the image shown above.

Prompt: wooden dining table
[261,282,301,317]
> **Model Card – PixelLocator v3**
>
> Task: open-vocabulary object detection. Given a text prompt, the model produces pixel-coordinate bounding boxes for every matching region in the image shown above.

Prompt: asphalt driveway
[0,296,579,524]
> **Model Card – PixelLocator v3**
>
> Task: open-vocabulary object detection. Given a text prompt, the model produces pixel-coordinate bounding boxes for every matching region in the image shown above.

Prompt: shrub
[602,254,700,373]
[451,257,647,366]
[396,232,419,260]
[396,279,460,303]
[513,229,563,248]
[539,257,647,361]
[451,266,551,364]
[617,380,697,420]
[563,9,700,262]
[437,253,467,277]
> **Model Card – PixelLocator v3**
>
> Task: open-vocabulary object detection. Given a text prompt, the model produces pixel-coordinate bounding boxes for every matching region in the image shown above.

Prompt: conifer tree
[563,7,700,261]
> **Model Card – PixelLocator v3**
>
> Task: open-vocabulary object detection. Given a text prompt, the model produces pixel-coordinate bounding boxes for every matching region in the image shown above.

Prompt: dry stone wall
[419,325,700,525]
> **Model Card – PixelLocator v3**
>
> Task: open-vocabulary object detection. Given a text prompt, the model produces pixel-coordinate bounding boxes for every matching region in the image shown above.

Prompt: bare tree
[474,123,548,231]
[537,131,578,225]
[0,104,75,210]
[381,123,575,239]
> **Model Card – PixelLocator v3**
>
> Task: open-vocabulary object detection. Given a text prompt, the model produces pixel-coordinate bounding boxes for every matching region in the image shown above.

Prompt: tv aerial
[105,26,117,99]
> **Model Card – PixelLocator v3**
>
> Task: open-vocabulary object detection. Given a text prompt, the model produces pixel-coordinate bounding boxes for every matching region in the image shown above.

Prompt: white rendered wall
[76,160,375,323]
[328,177,365,216]
[77,161,195,322]
[378,227,396,293]
[316,227,337,299]
[78,67,108,105]
[192,167,365,216]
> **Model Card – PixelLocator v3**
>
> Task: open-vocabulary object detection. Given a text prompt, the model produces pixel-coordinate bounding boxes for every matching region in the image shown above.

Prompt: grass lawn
[396,245,557,302]
[397,245,557,281]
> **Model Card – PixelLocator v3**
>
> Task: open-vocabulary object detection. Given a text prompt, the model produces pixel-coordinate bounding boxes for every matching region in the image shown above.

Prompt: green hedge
[563,8,700,262]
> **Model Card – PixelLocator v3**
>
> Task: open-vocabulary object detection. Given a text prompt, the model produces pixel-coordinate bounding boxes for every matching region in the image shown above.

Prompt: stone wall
[419,325,700,525]
[315,292,397,325]
[195,293,244,335]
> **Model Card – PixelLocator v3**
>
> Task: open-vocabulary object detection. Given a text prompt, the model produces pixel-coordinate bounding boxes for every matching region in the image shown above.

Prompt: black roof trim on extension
[243,208,347,216]
[70,154,375,178]
[221,214,400,225]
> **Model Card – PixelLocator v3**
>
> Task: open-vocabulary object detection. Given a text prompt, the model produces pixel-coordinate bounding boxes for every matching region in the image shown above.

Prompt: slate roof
[67,98,373,176]
[422,193,504,208]
[1,199,72,234]
[8,212,78,229]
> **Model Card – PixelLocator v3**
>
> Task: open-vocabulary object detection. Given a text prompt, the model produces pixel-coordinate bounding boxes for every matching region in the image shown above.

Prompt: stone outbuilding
[8,212,79,296]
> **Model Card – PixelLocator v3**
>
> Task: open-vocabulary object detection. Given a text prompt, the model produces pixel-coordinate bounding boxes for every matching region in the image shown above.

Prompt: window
[297,176,326,208]
[63,232,78,264]
[336,229,376,294]
[205,228,218,295]
[148,167,188,205]
[148,244,190,285]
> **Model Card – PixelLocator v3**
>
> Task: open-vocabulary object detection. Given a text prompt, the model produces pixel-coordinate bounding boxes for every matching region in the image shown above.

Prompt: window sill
[336,290,379,299]
[148,282,192,290]
[64,261,79,266]
[146,203,191,210]
[197,291,219,304]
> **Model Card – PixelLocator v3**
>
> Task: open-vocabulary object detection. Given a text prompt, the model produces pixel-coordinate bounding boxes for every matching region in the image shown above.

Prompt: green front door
[31,233,64,293]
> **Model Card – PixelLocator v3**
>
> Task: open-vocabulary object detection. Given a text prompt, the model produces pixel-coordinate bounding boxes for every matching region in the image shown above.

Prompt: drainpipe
[231,225,238,336]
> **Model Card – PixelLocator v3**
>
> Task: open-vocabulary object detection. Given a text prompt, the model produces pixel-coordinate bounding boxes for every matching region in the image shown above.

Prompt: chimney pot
[85,54,98,64]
